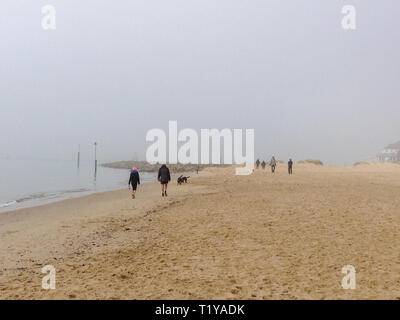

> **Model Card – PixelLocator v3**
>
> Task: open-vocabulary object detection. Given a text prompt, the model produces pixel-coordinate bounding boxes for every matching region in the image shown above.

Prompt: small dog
[177,175,190,185]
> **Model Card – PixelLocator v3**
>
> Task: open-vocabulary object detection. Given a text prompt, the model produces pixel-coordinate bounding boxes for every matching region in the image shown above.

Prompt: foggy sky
[1,0,399,165]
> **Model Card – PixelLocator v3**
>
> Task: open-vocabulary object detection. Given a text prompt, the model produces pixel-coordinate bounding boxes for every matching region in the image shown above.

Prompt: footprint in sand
[231,288,239,295]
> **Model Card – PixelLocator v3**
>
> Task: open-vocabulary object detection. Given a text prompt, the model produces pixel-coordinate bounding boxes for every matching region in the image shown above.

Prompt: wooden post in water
[94,142,98,178]
[77,144,80,169]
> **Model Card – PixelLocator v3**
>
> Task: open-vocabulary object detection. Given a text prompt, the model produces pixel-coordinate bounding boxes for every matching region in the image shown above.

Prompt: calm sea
[0,158,156,213]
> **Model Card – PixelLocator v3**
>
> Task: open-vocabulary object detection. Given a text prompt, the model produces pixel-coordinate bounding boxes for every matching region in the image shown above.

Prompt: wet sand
[0,164,400,299]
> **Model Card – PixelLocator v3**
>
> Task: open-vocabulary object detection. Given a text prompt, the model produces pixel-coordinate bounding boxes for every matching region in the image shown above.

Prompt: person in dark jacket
[261,160,266,169]
[158,164,171,197]
[128,167,140,199]
[288,159,293,175]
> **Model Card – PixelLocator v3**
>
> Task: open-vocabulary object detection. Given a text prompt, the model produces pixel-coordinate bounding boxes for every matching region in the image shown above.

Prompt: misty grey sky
[1,0,399,165]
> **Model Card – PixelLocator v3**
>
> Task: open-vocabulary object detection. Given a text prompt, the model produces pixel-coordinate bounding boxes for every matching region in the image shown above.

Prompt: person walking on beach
[128,167,140,199]
[256,159,260,169]
[270,156,277,173]
[288,159,293,175]
[158,164,171,197]
[261,160,266,169]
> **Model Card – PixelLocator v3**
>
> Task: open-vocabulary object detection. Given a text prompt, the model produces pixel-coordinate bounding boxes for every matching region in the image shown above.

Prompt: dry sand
[0,163,399,299]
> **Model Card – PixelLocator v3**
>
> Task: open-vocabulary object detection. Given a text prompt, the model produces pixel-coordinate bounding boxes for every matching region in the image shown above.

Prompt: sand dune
[0,163,400,299]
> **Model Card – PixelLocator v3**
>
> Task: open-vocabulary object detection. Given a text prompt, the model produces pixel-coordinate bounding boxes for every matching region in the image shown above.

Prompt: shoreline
[0,169,199,221]
[0,167,197,215]
[0,171,158,215]
[1,164,400,299]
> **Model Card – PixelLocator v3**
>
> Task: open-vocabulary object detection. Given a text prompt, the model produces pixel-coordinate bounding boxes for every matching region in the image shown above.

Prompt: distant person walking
[255,159,260,169]
[288,159,293,174]
[158,164,171,197]
[261,161,266,169]
[128,167,140,199]
[270,156,277,173]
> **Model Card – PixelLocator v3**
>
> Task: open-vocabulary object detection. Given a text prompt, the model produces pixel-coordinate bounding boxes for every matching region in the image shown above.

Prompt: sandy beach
[0,163,399,300]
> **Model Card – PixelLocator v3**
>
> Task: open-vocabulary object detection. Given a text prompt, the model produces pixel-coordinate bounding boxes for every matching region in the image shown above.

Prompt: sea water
[0,158,156,213]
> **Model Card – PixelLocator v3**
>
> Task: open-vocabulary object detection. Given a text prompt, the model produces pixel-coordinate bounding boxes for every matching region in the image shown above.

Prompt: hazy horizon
[1,0,399,165]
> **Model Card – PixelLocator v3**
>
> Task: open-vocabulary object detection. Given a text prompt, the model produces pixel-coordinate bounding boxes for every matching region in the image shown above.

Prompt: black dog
[177,175,190,185]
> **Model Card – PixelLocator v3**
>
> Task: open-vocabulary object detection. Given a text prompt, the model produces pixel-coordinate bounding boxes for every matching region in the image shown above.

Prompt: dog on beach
[177,175,190,185]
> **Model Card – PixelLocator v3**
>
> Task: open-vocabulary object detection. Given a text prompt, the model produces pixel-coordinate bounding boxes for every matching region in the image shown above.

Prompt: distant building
[377,141,400,163]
